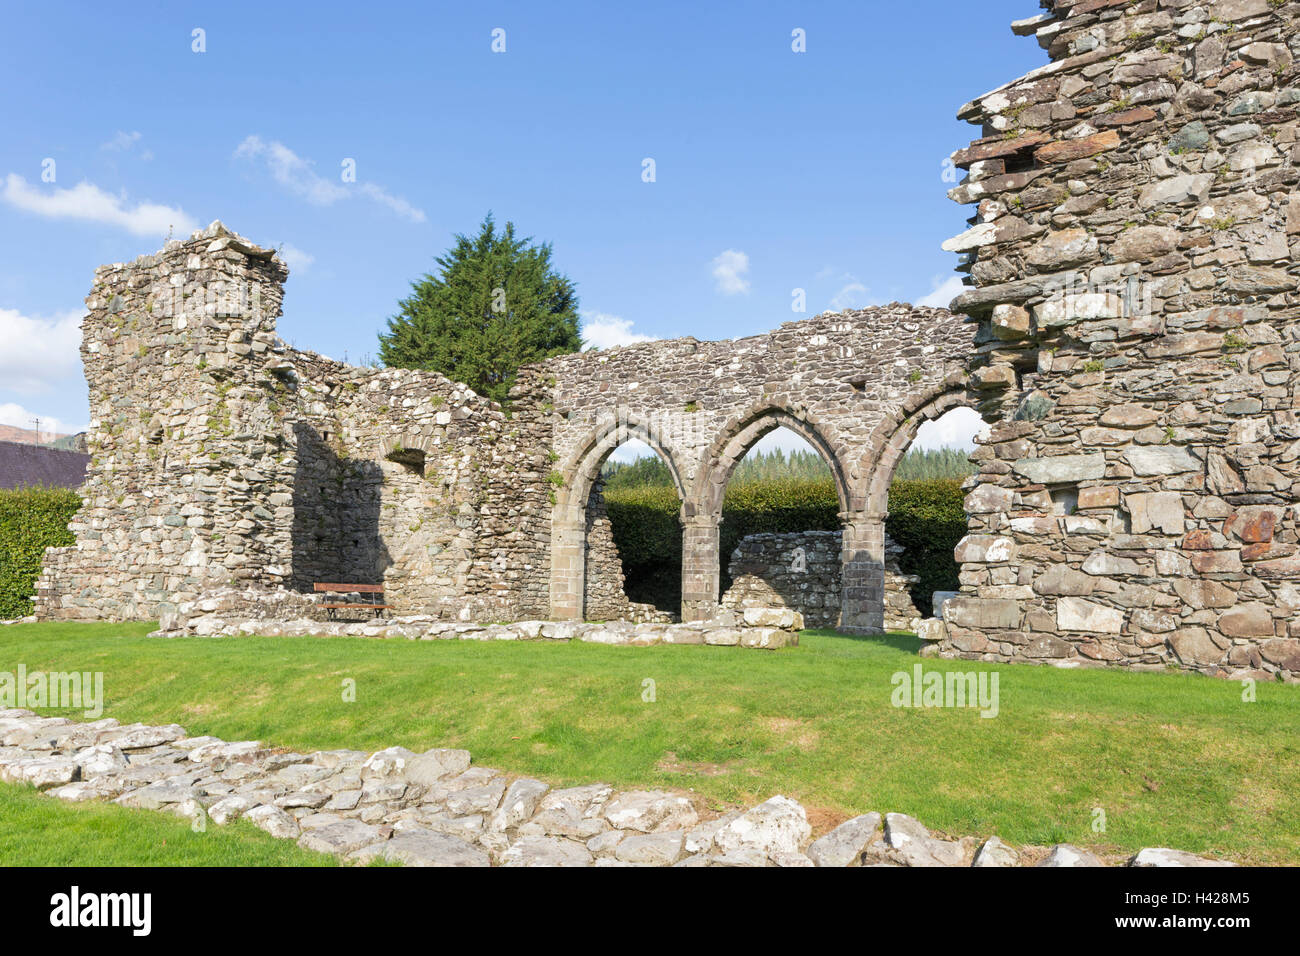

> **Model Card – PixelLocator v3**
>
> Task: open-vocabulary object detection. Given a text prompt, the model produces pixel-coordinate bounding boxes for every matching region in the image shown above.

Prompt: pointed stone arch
[549,414,688,621]
[555,415,689,515]
[691,404,853,517]
[859,374,975,518]
[675,405,853,622]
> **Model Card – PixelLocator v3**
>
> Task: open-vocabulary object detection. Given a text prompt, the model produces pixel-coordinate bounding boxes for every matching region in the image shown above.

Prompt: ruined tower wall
[939,0,1300,678]
[36,227,294,620]
[36,224,556,622]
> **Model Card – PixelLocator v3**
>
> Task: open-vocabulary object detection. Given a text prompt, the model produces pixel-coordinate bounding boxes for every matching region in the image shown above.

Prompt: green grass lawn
[0,781,336,866]
[2,621,1297,864]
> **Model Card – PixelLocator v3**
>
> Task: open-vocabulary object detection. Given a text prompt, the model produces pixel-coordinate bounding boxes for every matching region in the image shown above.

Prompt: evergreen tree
[601,445,974,491]
[378,214,581,404]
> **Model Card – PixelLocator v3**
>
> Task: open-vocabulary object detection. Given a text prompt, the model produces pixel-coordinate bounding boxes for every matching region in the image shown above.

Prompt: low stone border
[0,709,1237,868]
[152,587,803,649]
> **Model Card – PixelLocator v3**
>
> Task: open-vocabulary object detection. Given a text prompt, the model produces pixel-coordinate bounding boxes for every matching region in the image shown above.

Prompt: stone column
[681,513,722,622]
[840,511,886,634]
[549,514,586,621]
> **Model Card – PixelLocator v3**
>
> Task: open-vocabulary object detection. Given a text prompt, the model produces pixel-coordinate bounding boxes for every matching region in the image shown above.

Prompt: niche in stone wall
[1050,486,1078,516]
[385,446,426,478]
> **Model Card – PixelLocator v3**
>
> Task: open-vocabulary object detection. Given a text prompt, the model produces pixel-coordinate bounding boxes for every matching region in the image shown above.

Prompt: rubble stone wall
[35,224,557,623]
[528,307,977,630]
[721,530,924,631]
[937,0,1300,678]
[37,225,972,631]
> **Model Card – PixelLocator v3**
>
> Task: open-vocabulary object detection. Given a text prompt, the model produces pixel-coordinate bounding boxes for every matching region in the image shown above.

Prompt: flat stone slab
[807,813,882,867]
[501,835,594,867]
[356,829,491,867]
[713,795,810,860]
[298,819,385,855]
[1130,847,1237,867]
[602,790,699,833]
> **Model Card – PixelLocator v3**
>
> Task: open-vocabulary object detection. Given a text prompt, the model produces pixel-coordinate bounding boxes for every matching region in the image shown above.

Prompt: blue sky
[0,0,1044,450]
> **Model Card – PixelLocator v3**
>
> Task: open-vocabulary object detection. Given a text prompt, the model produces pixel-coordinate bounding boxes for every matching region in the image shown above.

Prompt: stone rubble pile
[151,586,802,649]
[0,709,1235,868]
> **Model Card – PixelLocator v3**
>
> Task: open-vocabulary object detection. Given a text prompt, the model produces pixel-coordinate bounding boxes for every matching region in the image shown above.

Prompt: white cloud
[235,136,426,223]
[277,243,315,273]
[912,406,989,452]
[582,312,655,350]
[235,135,347,205]
[100,130,152,160]
[711,249,750,295]
[830,280,874,310]
[101,130,140,151]
[0,307,84,394]
[0,402,85,438]
[749,426,818,457]
[1,174,197,238]
[358,182,426,223]
[916,275,968,310]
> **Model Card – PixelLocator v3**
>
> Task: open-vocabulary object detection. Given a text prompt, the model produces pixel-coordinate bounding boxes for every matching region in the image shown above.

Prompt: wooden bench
[313,583,393,619]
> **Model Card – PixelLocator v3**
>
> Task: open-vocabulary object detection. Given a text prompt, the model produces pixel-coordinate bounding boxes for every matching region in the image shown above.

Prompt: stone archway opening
[593,439,683,621]
[716,426,842,628]
[690,409,852,623]
[549,419,688,622]
[862,396,984,626]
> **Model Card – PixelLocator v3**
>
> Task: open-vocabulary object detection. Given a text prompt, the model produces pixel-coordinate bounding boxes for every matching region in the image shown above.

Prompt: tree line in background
[602,445,975,490]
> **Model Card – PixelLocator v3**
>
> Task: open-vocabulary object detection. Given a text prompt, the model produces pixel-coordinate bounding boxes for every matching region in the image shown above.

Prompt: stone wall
[3,708,1234,865]
[582,482,664,621]
[937,0,1300,678]
[38,223,972,630]
[36,223,555,623]
[721,531,923,631]
[150,585,795,647]
[524,305,977,630]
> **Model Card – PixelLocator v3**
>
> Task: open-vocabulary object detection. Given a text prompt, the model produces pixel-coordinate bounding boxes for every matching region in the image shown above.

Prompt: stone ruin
[0,708,1236,866]
[32,0,1300,680]
[931,0,1300,680]
[34,221,976,636]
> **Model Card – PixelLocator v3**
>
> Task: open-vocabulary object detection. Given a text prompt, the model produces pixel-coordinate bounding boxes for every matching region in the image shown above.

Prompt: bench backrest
[314,583,384,594]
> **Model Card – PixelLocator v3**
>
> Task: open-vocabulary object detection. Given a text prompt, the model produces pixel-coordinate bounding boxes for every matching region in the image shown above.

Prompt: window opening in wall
[1050,486,1078,517]
[385,447,426,477]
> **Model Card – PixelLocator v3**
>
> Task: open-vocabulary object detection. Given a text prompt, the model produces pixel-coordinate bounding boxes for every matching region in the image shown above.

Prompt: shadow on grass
[807,628,924,654]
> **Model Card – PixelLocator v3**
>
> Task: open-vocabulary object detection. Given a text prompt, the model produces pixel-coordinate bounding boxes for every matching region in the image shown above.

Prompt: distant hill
[0,423,72,446]
[47,433,89,453]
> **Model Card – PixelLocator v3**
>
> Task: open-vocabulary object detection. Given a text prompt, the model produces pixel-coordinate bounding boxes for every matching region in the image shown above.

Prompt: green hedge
[0,487,80,619]
[883,479,968,615]
[603,477,966,616]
